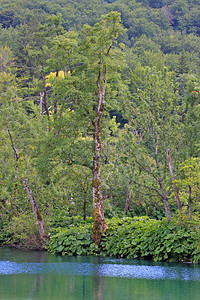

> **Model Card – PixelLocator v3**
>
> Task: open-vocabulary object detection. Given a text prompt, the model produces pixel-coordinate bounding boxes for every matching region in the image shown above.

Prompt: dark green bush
[100,216,200,263]
[48,222,99,256]
[4,212,45,249]
[47,215,200,263]
[51,210,93,228]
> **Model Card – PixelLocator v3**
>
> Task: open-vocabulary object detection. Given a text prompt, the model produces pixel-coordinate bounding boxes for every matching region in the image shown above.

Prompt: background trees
[0,0,200,247]
[130,67,183,221]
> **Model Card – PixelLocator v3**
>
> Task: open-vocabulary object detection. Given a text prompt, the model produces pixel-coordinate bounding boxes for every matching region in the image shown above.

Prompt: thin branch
[7,126,19,160]
[133,180,163,198]
[135,159,158,182]
[19,98,40,102]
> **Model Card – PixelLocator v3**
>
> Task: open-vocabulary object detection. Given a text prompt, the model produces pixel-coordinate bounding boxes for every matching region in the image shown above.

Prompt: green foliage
[52,213,93,228]
[100,216,200,263]
[47,215,200,263]
[48,217,98,256]
[175,158,200,210]
[0,0,200,254]
[4,212,45,249]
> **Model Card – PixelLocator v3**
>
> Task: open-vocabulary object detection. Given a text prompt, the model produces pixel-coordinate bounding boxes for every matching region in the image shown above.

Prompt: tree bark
[22,178,47,243]
[155,151,172,221]
[188,185,192,220]
[7,126,19,216]
[42,74,49,119]
[124,179,132,215]
[53,69,59,115]
[90,16,119,244]
[159,178,172,221]
[40,92,43,116]
[166,149,182,210]
[92,69,108,245]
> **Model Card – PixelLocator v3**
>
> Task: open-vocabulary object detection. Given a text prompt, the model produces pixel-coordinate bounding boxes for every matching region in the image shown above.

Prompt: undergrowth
[47,214,200,263]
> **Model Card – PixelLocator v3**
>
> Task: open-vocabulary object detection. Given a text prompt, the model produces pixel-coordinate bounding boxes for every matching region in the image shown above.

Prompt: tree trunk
[42,74,49,119]
[91,24,116,244]
[22,178,47,243]
[7,126,19,217]
[92,70,108,245]
[40,92,43,116]
[158,177,172,221]
[124,179,132,215]
[166,149,182,210]
[54,69,59,115]
[155,151,172,221]
[188,185,192,220]
[92,110,107,244]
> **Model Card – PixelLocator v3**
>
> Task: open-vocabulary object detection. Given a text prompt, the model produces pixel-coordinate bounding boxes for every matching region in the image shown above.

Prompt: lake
[1,246,200,299]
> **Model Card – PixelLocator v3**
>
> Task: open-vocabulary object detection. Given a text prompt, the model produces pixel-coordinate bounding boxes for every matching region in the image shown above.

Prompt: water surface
[0,246,200,299]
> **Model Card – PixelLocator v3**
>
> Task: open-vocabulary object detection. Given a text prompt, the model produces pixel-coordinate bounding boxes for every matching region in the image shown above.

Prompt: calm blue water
[1,246,200,299]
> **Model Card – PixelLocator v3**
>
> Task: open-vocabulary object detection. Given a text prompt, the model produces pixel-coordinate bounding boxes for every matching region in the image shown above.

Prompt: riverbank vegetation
[48,214,200,263]
[0,0,200,262]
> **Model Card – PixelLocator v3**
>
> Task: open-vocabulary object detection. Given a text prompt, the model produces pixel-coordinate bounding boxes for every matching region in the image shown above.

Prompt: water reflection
[1,247,200,300]
[1,260,200,281]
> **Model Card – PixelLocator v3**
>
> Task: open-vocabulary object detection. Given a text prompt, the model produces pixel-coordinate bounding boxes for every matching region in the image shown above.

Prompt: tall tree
[40,12,126,243]
[80,12,125,244]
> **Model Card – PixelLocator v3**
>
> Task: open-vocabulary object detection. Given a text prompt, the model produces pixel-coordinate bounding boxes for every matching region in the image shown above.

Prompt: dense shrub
[47,216,200,263]
[3,212,45,249]
[2,213,199,263]
[52,213,93,228]
[100,216,200,262]
[48,219,98,256]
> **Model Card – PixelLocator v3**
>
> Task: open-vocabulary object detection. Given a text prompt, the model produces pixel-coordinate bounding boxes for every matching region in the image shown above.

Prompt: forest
[0,0,200,262]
